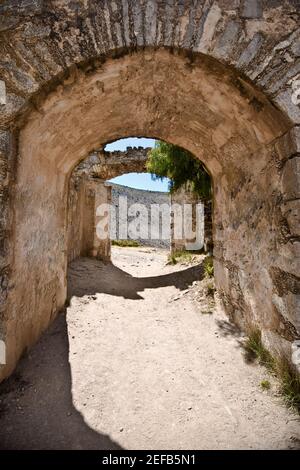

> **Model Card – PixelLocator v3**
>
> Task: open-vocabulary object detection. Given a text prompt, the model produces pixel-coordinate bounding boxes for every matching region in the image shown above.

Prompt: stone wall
[66,146,171,256]
[0,0,299,381]
[67,173,112,263]
[67,158,205,254]
[93,147,150,180]
[110,182,171,249]
[170,185,204,253]
[73,147,150,180]
[68,174,89,263]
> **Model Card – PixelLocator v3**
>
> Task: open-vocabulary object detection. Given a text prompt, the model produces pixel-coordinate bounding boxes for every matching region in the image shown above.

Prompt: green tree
[146,140,211,199]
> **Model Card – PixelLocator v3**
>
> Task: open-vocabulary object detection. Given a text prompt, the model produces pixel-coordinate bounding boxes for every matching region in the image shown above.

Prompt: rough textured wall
[67,155,205,253]
[67,146,155,258]
[72,147,150,180]
[67,173,95,263]
[110,182,171,249]
[67,150,205,255]
[170,185,204,253]
[0,0,298,127]
[67,173,112,263]
[94,147,150,180]
[92,180,112,261]
[68,173,86,263]
[0,0,299,381]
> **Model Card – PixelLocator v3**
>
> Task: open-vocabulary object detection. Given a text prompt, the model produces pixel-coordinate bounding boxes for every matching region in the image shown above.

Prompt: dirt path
[0,247,299,449]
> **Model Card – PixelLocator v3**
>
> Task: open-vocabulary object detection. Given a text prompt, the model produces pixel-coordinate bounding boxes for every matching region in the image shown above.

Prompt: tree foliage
[146,141,211,199]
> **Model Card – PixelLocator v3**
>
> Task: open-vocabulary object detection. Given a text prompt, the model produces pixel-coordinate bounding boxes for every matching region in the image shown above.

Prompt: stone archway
[67,144,211,261]
[0,1,299,381]
[67,145,168,263]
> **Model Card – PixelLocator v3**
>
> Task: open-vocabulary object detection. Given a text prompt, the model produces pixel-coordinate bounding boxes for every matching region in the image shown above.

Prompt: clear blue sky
[106,138,170,192]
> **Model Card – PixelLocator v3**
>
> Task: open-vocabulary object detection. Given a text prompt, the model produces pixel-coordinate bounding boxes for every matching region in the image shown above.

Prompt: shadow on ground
[215,319,258,364]
[0,314,122,450]
[67,257,204,300]
[0,256,203,449]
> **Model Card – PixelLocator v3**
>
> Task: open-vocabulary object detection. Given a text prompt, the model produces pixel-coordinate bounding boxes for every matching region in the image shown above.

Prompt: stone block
[237,33,264,68]
[275,126,300,162]
[217,0,240,10]
[276,240,300,278]
[144,0,157,46]
[0,131,11,158]
[0,15,19,32]
[240,0,263,19]
[0,0,43,16]
[195,3,222,53]
[268,62,300,95]
[214,20,241,60]
[281,156,300,200]
[292,125,300,152]
[275,90,300,124]
[0,93,26,127]
[291,39,300,58]
[0,81,6,106]
[281,200,300,237]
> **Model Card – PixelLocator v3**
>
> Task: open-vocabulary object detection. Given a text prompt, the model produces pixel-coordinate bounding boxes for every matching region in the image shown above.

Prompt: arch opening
[66,137,211,262]
[1,47,298,383]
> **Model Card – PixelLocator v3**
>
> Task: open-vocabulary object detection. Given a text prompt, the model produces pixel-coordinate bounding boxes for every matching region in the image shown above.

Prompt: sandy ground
[0,246,299,450]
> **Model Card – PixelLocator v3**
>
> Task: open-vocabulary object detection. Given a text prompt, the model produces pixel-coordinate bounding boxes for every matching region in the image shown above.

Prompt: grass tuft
[167,250,193,265]
[205,282,215,297]
[260,380,271,390]
[167,254,177,265]
[244,329,275,371]
[112,239,140,247]
[276,358,300,412]
[244,328,300,413]
[203,256,214,278]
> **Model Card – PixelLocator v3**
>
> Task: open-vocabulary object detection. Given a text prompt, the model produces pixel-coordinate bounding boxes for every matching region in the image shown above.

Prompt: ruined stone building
[67,145,207,259]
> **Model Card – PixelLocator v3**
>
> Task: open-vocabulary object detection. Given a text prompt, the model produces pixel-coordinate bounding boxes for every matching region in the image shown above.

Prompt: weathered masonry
[91,146,151,180]
[67,146,206,260]
[0,0,299,381]
[67,147,152,262]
